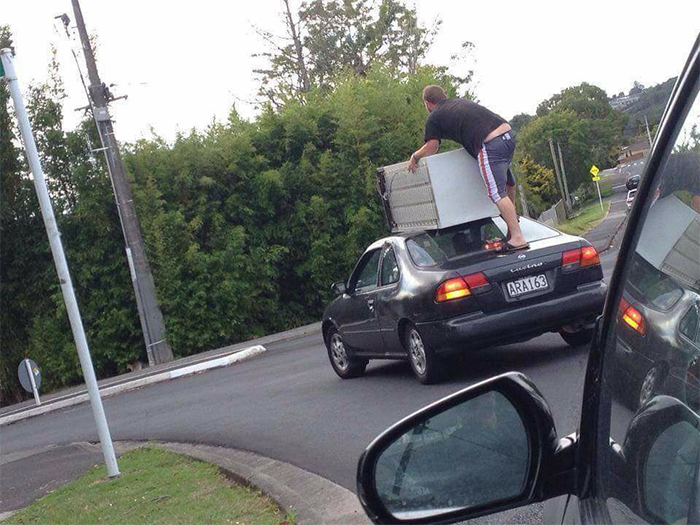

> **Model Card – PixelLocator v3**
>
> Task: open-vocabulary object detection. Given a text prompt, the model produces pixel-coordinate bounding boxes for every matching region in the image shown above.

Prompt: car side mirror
[620,396,700,524]
[331,281,347,295]
[357,372,575,524]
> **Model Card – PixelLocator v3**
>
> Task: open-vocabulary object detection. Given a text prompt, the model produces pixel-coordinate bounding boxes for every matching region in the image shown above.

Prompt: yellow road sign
[592,176,601,182]
[590,165,600,176]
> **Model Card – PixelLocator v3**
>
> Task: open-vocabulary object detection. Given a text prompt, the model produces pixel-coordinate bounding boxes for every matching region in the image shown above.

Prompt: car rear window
[406,217,559,267]
[627,254,684,310]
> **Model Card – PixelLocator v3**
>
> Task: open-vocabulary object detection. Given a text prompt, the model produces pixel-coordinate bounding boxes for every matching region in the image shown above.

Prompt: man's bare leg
[506,184,516,204]
[495,196,527,247]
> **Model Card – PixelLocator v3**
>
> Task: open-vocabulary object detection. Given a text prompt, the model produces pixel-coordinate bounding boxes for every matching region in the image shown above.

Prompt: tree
[518,83,627,209]
[516,155,557,217]
[629,81,645,96]
[254,0,439,104]
[510,113,533,134]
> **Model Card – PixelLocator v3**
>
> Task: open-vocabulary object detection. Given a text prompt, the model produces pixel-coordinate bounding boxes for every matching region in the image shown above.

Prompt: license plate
[507,274,549,298]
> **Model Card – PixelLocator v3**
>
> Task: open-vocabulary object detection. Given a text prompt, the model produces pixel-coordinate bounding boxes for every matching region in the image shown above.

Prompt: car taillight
[464,272,490,290]
[562,246,600,272]
[581,246,600,267]
[435,272,490,303]
[621,304,646,335]
[436,277,470,302]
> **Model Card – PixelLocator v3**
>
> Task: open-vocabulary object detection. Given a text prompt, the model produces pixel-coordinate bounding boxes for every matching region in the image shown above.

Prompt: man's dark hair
[422,85,447,104]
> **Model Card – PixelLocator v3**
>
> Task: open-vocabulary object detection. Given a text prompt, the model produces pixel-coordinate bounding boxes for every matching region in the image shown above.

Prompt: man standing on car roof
[408,85,528,251]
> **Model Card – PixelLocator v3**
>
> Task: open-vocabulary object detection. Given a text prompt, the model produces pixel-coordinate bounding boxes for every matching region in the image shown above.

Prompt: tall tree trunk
[283,0,310,93]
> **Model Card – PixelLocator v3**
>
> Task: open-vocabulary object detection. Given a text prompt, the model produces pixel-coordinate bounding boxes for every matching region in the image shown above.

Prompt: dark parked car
[626,173,641,190]
[322,216,606,383]
[355,33,700,525]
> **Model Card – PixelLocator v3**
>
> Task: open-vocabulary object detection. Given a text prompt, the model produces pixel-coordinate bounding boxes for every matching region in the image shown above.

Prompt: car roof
[365,235,410,252]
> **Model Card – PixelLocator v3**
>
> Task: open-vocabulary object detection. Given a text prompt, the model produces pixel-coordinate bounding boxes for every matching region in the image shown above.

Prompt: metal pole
[24,360,41,406]
[596,179,604,213]
[1,49,119,477]
[644,115,653,148]
[70,0,173,365]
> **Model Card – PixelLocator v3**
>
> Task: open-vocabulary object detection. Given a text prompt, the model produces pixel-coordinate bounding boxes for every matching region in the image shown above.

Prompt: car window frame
[575,34,700,517]
[349,248,382,294]
[378,243,401,288]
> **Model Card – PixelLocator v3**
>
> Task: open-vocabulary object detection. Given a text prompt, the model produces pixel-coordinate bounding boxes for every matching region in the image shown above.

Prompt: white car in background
[626,188,638,212]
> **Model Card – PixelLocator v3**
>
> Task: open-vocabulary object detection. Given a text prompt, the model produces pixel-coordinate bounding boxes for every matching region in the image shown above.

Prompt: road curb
[599,214,629,254]
[155,442,371,525]
[0,345,266,427]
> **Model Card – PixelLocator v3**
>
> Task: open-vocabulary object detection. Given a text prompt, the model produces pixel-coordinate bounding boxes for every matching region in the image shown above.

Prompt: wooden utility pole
[548,138,569,217]
[71,0,173,365]
[556,141,572,208]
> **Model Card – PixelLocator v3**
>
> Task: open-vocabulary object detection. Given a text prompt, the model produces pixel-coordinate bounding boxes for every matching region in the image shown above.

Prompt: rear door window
[380,246,401,286]
[352,250,381,292]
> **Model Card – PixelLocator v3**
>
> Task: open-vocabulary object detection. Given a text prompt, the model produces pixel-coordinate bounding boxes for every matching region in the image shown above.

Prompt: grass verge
[557,200,611,236]
[6,447,294,525]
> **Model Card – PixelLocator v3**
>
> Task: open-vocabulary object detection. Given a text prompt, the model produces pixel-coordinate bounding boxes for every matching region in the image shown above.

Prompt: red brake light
[463,272,489,289]
[619,297,630,313]
[562,246,599,272]
[581,246,600,267]
[622,305,646,335]
[436,273,491,302]
[562,248,581,271]
[436,277,471,302]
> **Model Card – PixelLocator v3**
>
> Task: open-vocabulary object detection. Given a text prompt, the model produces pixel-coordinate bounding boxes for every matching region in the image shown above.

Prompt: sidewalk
[0,441,371,525]
[581,171,629,253]
[1,322,321,423]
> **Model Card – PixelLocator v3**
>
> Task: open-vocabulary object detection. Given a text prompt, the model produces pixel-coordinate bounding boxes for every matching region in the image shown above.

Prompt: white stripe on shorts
[480,144,501,203]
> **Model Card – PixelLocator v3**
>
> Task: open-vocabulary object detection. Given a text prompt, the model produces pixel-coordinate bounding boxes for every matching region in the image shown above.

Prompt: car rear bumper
[416,281,607,353]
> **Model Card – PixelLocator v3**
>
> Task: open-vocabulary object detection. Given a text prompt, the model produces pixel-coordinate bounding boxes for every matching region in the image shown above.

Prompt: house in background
[618,137,651,164]
[610,93,642,111]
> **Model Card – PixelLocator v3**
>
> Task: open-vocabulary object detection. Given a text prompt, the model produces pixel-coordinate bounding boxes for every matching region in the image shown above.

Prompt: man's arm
[408,139,440,173]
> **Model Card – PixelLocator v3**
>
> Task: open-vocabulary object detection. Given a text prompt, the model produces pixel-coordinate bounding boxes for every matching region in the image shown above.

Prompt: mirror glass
[374,391,530,520]
[645,420,700,524]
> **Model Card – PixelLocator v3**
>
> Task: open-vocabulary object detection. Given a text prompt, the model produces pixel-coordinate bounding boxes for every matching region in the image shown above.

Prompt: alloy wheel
[330,333,349,371]
[639,367,658,407]
[409,330,427,375]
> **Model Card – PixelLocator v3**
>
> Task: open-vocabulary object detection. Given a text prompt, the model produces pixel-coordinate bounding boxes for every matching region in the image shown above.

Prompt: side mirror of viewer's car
[356,373,576,525]
[618,396,700,524]
[331,281,347,295]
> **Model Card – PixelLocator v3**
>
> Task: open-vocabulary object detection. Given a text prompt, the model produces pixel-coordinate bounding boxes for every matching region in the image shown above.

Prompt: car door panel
[375,243,405,355]
[341,249,382,352]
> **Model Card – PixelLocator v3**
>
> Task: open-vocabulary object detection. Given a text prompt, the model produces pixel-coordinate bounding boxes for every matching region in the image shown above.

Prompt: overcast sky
[5,1,699,143]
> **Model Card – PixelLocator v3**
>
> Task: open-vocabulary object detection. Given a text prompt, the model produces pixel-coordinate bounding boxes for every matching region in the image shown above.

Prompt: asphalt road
[1,247,619,520]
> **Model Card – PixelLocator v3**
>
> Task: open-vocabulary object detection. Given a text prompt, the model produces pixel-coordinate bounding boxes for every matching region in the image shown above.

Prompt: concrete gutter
[0,345,266,427]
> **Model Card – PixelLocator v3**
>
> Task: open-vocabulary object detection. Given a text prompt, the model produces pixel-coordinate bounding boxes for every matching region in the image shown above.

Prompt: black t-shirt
[424,99,507,158]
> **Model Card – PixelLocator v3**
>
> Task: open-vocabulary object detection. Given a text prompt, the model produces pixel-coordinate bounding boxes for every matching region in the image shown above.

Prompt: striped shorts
[477,131,516,203]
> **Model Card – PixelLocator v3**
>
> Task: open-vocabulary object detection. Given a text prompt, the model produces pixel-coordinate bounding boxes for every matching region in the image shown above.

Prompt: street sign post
[0,48,120,477]
[590,165,604,213]
[18,359,41,406]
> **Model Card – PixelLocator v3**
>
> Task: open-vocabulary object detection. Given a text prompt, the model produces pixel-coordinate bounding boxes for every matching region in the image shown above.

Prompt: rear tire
[326,327,367,379]
[638,365,660,408]
[405,325,444,385]
[559,327,594,347]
